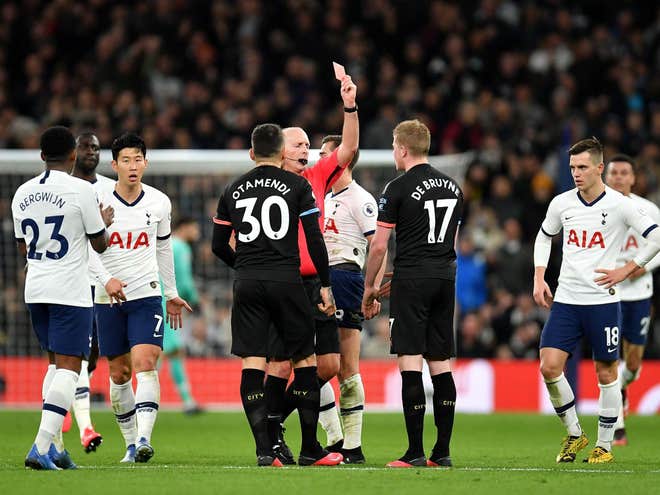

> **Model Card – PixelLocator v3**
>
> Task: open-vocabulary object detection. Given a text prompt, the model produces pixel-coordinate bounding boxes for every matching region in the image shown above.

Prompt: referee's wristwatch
[344,105,358,113]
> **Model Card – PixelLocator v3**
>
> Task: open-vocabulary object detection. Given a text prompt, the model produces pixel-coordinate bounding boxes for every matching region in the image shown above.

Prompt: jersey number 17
[423,199,457,244]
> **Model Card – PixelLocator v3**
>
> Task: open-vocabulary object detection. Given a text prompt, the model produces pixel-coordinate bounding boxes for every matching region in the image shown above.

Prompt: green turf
[0,410,657,494]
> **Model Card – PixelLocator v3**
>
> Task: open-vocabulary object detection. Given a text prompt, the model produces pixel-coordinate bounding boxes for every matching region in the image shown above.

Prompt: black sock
[401,370,425,460]
[292,366,322,455]
[282,383,297,421]
[240,369,270,456]
[431,372,456,458]
[265,375,288,446]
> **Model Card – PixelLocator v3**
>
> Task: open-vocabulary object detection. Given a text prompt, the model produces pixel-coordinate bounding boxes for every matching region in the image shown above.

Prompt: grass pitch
[0,410,657,494]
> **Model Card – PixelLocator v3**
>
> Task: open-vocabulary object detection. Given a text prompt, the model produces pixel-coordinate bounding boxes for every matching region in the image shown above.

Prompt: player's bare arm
[336,75,359,167]
[362,226,390,319]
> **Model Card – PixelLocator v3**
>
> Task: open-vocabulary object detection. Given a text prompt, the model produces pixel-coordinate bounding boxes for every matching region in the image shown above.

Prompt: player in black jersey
[362,119,464,468]
[211,123,343,467]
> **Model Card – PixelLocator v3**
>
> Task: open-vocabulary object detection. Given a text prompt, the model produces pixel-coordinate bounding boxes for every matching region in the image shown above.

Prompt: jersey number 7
[423,199,457,244]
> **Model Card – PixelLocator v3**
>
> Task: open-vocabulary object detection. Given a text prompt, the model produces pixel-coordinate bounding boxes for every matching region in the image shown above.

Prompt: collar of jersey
[113,189,145,207]
[576,189,606,207]
[331,183,351,197]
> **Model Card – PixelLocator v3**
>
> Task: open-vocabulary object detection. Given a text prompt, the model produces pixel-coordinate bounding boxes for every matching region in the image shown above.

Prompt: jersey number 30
[423,199,457,244]
[236,196,289,242]
[21,215,69,260]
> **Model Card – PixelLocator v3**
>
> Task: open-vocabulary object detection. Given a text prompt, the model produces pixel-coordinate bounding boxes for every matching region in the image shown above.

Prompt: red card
[333,61,345,80]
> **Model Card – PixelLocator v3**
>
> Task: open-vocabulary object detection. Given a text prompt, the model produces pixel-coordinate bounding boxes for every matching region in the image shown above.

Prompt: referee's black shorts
[268,275,339,360]
[389,277,455,360]
[231,279,314,361]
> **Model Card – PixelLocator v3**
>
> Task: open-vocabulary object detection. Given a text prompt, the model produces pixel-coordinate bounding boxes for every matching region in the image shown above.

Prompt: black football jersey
[216,166,318,281]
[377,163,464,279]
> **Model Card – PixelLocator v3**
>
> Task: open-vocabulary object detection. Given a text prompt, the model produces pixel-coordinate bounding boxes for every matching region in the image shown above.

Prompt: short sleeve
[376,180,400,228]
[157,194,172,239]
[79,183,106,236]
[354,192,378,236]
[540,196,562,236]
[298,179,319,217]
[622,196,658,238]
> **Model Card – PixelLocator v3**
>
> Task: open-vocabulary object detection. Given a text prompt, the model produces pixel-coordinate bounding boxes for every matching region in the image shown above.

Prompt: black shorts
[268,276,339,359]
[231,279,315,361]
[389,278,455,359]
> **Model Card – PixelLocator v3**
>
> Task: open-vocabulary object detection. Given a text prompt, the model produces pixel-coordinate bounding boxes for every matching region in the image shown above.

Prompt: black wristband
[344,105,358,113]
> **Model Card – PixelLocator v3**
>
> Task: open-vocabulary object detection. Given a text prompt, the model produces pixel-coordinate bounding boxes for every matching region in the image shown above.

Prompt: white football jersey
[11,169,106,307]
[323,180,378,269]
[541,186,657,305]
[87,174,116,286]
[94,183,172,303]
[616,193,660,301]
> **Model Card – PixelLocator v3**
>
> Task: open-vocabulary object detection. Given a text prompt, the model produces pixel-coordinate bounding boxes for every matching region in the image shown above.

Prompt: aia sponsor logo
[622,235,638,251]
[566,229,605,248]
[108,231,149,249]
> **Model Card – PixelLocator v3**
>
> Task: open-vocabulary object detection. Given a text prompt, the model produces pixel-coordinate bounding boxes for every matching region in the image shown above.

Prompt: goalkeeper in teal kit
[161,217,202,414]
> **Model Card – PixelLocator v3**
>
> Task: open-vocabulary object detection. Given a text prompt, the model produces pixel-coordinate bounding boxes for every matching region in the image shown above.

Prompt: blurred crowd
[2,0,660,358]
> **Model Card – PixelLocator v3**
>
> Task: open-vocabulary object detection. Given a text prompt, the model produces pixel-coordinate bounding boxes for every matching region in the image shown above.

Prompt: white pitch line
[62,465,658,474]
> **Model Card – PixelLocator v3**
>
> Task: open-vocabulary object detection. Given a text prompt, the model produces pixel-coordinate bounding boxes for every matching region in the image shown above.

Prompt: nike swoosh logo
[565,216,574,220]
[153,333,162,338]
[607,348,617,353]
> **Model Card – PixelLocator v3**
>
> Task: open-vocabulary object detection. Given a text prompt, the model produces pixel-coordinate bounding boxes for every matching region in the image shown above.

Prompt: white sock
[318,381,343,446]
[597,379,620,451]
[73,360,92,437]
[620,365,640,389]
[42,365,56,400]
[135,370,160,443]
[35,369,78,454]
[110,378,137,448]
[339,373,365,450]
[41,365,65,452]
[544,373,582,437]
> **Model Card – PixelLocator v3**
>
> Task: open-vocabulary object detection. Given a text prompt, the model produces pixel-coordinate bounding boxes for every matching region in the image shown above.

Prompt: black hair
[173,216,197,230]
[40,126,76,161]
[607,153,636,173]
[568,136,603,163]
[111,132,146,160]
[321,134,360,170]
[251,123,283,159]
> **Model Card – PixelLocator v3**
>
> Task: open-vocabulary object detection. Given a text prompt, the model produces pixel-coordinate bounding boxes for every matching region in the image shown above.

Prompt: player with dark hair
[12,126,111,469]
[265,72,359,464]
[533,138,660,463]
[604,154,660,445]
[59,131,124,453]
[212,123,342,467]
[95,132,192,464]
[362,119,463,468]
[320,135,382,463]
[160,216,203,414]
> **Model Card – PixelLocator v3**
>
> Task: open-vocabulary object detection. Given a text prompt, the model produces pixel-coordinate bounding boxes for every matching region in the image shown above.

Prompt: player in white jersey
[533,137,660,464]
[94,133,192,464]
[604,154,660,445]
[58,132,124,452]
[320,135,381,463]
[11,126,111,470]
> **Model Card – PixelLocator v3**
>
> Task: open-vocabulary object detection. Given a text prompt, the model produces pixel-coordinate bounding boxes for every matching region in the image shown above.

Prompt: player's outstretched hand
[318,286,336,317]
[362,287,381,320]
[532,279,553,308]
[105,278,127,306]
[340,75,357,107]
[166,297,193,330]
[378,272,393,298]
[100,203,114,227]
